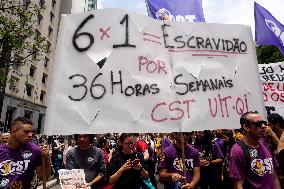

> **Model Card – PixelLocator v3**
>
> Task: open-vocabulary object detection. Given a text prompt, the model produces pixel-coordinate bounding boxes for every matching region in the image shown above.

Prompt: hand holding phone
[132,159,140,166]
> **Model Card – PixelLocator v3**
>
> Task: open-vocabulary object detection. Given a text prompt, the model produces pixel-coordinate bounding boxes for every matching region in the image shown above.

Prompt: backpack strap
[237,140,250,167]
[237,140,253,189]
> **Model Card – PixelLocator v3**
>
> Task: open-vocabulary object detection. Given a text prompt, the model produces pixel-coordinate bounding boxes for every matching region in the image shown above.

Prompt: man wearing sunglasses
[0,117,51,189]
[229,111,281,189]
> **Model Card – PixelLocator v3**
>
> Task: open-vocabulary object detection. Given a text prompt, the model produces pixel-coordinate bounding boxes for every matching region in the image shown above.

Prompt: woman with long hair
[107,133,149,189]
[193,130,224,189]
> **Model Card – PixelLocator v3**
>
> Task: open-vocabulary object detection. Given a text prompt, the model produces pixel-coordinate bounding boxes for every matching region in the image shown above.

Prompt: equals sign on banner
[142,32,162,45]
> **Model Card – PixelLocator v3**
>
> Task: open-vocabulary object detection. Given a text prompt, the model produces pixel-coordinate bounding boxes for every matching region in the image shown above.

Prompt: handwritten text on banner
[44,9,265,134]
[259,62,284,115]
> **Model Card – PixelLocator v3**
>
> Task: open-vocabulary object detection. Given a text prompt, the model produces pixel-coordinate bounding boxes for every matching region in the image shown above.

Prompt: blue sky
[97,0,284,33]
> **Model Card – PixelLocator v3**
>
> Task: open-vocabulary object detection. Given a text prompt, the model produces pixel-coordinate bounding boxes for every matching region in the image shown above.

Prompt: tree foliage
[0,0,48,80]
[256,45,284,64]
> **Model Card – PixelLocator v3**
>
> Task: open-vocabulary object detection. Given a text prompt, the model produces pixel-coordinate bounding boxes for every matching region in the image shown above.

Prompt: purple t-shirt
[229,140,277,189]
[159,144,200,187]
[161,137,171,152]
[194,143,224,160]
[0,143,42,189]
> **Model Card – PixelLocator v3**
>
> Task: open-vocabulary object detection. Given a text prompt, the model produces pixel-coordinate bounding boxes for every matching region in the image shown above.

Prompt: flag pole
[180,132,187,184]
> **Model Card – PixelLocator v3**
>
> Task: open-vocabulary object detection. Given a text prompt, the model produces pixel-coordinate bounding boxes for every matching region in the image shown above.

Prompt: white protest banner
[44,9,265,135]
[259,62,284,115]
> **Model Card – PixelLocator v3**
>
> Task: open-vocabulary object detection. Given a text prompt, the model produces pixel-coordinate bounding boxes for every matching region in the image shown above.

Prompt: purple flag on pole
[254,2,284,55]
[145,0,205,22]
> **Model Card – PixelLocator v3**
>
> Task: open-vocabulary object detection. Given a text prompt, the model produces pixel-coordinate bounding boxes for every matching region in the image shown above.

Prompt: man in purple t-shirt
[159,132,200,189]
[0,117,50,189]
[229,111,281,189]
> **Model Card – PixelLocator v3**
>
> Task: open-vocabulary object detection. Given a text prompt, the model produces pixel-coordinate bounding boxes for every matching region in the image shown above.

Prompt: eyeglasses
[246,120,267,127]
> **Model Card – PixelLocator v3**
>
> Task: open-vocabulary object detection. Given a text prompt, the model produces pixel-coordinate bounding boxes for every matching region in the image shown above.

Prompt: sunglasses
[246,120,267,127]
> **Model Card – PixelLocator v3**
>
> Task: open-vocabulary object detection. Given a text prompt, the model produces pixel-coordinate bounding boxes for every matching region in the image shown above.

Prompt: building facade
[61,0,97,14]
[1,0,61,133]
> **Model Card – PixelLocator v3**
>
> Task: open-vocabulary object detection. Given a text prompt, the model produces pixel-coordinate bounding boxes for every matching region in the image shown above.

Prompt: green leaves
[256,45,284,64]
[0,0,48,78]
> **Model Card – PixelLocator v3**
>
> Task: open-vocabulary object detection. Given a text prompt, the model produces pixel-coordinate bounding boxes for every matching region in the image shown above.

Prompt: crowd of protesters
[1,111,284,189]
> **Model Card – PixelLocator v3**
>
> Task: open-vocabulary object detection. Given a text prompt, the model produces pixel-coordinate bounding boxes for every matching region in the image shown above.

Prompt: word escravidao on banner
[44,9,265,135]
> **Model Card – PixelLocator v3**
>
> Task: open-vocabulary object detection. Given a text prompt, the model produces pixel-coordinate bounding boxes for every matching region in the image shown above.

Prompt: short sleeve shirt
[229,141,276,189]
[159,144,200,187]
[0,143,42,189]
[66,146,106,183]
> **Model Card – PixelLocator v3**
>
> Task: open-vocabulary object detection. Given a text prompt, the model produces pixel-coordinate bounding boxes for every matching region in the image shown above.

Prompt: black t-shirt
[277,149,284,182]
[107,151,146,189]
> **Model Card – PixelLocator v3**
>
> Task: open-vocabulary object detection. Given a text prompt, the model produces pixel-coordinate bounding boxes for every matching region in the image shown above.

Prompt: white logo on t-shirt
[251,157,274,176]
[173,158,193,172]
[0,160,30,176]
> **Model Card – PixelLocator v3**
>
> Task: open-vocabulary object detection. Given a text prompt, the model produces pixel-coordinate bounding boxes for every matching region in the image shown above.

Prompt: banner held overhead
[44,9,265,135]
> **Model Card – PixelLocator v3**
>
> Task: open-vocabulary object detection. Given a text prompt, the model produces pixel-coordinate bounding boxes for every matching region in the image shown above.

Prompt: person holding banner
[66,134,106,189]
[193,130,223,189]
[107,133,149,189]
[159,132,200,189]
[0,117,51,189]
[229,111,281,189]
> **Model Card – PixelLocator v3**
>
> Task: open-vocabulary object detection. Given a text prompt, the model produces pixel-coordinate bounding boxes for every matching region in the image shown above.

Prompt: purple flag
[145,0,205,22]
[254,2,284,55]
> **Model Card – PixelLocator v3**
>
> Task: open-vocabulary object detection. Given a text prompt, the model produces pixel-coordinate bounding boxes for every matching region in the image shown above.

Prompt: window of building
[37,114,44,133]
[39,0,45,9]
[9,76,19,93]
[32,48,38,60]
[40,90,46,101]
[42,73,47,84]
[37,14,43,25]
[44,57,49,68]
[29,65,36,77]
[48,26,53,37]
[24,110,32,120]
[52,0,56,9]
[47,41,51,52]
[88,0,96,11]
[50,11,54,23]
[26,84,33,97]
[12,55,21,69]
[5,107,17,132]
[35,30,40,41]
[23,0,31,8]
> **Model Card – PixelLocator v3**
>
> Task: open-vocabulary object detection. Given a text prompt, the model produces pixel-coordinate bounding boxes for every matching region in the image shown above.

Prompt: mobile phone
[132,159,140,165]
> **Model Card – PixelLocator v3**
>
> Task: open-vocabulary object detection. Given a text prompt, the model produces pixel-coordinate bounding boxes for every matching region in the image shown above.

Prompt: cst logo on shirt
[173,158,193,171]
[0,160,30,176]
[251,157,274,176]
